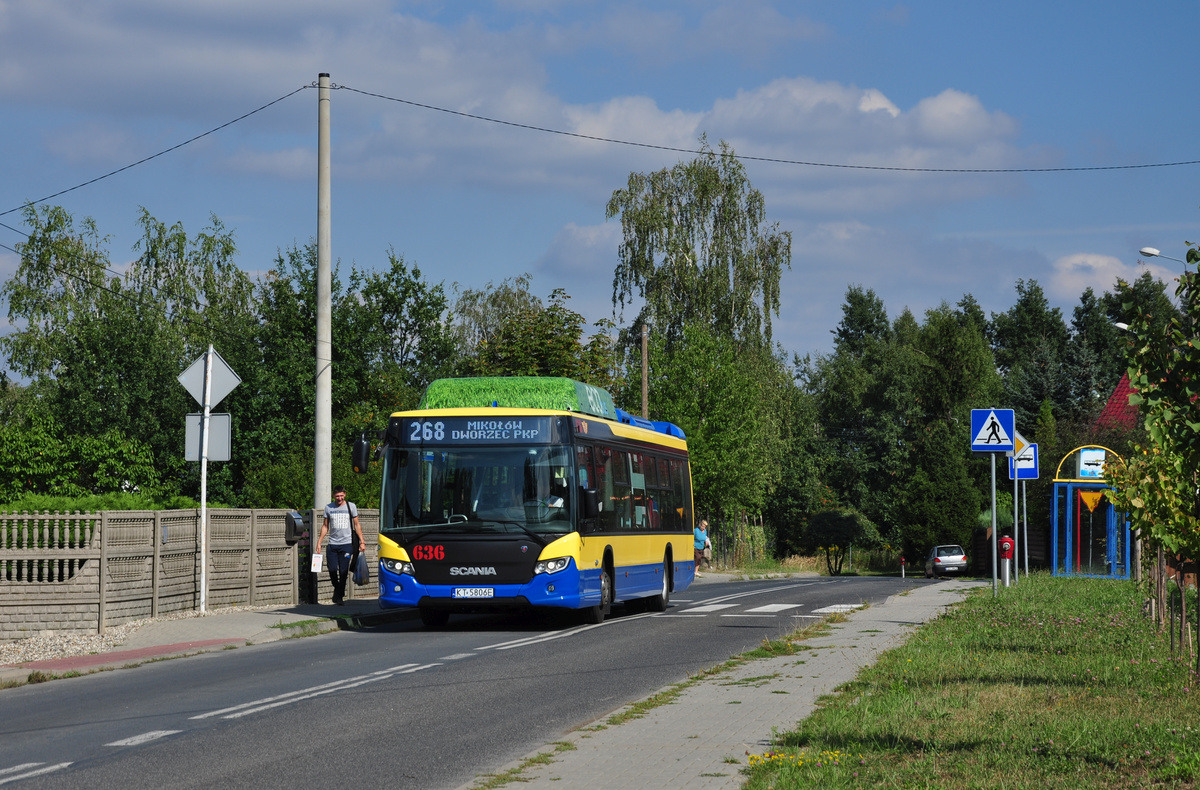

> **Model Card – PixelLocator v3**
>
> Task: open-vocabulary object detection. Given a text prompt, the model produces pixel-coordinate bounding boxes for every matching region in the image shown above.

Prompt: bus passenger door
[575,445,599,533]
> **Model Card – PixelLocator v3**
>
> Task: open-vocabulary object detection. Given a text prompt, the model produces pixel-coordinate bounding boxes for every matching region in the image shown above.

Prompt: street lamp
[1141,247,1187,265]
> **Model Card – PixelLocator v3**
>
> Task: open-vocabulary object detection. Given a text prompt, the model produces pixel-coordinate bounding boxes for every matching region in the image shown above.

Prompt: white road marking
[222,665,442,719]
[720,614,776,617]
[745,604,802,613]
[192,664,420,720]
[811,604,865,614]
[439,653,476,660]
[475,612,662,652]
[0,763,72,785]
[683,604,738,613]
[105,730,181,747]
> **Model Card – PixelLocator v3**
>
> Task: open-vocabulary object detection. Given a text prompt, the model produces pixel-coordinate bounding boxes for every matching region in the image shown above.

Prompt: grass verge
[745,572,1199,789]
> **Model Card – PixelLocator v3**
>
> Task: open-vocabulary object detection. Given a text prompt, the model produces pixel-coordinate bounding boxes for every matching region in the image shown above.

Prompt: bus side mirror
[579,487,600,519]
[352,434,371,474]
[353,430,384,474]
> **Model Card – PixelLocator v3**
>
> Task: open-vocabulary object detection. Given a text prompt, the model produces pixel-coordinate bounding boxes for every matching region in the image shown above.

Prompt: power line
[1,85,310,219]
[338,83,1200,174]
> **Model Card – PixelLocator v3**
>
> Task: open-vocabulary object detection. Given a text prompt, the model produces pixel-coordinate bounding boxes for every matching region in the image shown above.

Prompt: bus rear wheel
[646,560,670,612]
[420,608,450,628]
[584,568,612,624]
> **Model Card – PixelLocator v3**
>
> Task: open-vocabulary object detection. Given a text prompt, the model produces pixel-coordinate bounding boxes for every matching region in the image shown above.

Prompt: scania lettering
[353,376,696,628]
[450,567,498,576]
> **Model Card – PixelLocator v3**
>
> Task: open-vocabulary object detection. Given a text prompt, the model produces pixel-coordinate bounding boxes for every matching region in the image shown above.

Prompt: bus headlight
[382,558,415,576]
[534,557,570,575]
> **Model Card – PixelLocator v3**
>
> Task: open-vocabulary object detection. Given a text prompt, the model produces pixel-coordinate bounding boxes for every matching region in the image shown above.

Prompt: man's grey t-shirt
[323,501,358,547]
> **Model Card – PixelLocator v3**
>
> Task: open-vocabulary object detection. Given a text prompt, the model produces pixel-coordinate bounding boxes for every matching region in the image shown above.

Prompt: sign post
[971,409,1015,597]
[1009,440,1039,581]
[178,347,241,613]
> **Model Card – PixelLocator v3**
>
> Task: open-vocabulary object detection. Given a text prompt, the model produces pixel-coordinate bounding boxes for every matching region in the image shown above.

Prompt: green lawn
[745,573,1200,789]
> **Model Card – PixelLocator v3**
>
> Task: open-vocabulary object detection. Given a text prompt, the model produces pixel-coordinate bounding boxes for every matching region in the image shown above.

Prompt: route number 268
[411,544,445,561]
[409,421,445,442]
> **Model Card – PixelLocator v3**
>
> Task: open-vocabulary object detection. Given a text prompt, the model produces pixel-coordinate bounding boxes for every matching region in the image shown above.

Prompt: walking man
[316,485,365,605]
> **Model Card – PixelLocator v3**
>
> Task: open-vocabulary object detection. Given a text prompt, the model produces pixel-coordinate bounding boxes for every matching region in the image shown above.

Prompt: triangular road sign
[972,410,1012,447]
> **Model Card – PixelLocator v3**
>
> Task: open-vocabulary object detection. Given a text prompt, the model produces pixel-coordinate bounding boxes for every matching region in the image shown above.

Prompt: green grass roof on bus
[418,377,618,421]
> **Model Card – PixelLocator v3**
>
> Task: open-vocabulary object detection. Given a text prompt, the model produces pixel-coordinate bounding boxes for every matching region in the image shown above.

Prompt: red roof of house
[1095,372,1139,431]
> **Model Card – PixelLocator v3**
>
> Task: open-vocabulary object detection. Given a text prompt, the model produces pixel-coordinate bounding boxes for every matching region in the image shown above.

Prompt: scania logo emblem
[520,546,528,553]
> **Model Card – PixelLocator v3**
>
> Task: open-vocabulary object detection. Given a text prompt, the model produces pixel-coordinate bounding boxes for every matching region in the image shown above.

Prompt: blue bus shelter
[1050,445,1131,579]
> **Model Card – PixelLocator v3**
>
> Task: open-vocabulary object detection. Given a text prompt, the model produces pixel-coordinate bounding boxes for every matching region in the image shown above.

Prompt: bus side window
[668,459,686,531]
[576,445,599,530]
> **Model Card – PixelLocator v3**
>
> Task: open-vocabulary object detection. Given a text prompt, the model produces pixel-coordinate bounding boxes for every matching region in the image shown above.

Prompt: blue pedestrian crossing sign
[970,409,1015,453]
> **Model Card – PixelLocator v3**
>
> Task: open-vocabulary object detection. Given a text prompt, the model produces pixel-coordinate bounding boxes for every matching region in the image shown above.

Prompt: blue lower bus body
[377,557,695,612]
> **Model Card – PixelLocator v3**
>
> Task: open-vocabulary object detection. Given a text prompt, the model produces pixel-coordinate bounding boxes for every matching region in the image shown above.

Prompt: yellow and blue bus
[354,377,695,627]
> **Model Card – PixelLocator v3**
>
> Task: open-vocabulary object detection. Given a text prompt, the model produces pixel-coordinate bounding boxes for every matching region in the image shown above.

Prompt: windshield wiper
[486,520,550,547]
[388,515,470,545]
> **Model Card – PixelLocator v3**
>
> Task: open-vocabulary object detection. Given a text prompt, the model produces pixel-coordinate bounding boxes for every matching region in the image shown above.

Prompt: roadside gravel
[0,605,281,666]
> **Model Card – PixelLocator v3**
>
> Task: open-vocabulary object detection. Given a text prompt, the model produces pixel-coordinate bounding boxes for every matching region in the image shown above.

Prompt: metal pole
[199,345,213,613]
[991,453,998,597]
[1023,480,1029,576]
[1013,462,1019,586]
[315,73,333,521]
[640,324,649,420]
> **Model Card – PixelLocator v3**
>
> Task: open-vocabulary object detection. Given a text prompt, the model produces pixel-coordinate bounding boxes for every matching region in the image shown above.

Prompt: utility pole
[314,73,332,540]
[640,324,649,420]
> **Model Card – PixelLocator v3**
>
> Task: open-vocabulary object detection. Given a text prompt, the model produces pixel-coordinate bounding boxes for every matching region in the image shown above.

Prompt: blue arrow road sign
[971,409,1015,453]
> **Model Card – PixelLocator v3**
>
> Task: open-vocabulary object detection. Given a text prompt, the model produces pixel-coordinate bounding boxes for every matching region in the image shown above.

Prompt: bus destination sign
[397,416,564,445]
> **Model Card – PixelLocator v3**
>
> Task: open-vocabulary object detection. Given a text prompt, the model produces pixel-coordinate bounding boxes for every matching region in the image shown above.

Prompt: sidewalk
[0,598,415,686]
[461,577,987,790]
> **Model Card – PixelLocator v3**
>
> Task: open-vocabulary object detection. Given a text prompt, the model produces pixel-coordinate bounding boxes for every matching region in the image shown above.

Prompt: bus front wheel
[584,568,612,624]
[646,560,670,612]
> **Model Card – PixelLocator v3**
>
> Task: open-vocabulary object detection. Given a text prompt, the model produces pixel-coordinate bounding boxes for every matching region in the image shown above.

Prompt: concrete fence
[0,508,380,642]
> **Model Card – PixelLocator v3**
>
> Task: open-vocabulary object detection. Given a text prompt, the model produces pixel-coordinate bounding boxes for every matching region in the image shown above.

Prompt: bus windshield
[380,445,574,540]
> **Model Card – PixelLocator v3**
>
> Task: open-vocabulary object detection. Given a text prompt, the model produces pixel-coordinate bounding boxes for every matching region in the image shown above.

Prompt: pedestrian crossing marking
[811,604,864,614]
[745,604,802,613]
[972,410,1012,446]
[682,604,738,613]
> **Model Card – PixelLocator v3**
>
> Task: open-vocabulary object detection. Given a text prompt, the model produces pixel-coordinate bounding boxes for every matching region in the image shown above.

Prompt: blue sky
[2,1,1198,372]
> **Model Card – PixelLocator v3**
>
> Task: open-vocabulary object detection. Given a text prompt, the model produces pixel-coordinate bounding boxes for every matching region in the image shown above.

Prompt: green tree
[0,205,255,500]
[606,138,791,344]
[649,322,788,523]
[449,274,540,371]
[1107,244,1200,560]
[469,288,623,391]
[800,508,882,575]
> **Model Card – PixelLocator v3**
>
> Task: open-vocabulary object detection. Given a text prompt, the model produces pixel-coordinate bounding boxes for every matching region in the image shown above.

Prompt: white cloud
[532,221,623,325]
[1047,253,1176,301]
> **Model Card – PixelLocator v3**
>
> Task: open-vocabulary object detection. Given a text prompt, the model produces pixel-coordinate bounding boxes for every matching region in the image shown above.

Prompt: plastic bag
[353,552,370,586]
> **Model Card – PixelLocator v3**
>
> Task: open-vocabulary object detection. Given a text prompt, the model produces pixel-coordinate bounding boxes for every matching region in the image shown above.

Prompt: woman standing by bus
[694,519,710,577]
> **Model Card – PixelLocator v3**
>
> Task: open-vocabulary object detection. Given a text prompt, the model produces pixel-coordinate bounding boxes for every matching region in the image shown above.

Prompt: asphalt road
[0,575,924,789]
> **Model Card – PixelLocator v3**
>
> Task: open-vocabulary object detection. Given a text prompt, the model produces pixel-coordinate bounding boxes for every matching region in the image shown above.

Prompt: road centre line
[475,612,661,652]
[221,664,441,720]
[0,764,72,786]
[192,664,420,719]
[106,730,181,747]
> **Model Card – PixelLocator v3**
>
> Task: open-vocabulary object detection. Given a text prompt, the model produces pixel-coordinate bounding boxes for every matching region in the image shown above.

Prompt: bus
[353,377,695,627]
